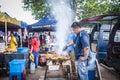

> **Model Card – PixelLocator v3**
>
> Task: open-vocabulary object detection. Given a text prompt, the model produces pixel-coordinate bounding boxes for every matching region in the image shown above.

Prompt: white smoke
[47,0,74,55]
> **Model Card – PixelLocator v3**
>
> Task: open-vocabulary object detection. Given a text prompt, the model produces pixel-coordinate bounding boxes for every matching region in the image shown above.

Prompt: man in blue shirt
[64,22,89,80]
[66,32,76,57]
[66,32,76,74]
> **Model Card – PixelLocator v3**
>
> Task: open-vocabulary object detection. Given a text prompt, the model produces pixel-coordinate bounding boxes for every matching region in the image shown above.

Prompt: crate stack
[9,59,26,80]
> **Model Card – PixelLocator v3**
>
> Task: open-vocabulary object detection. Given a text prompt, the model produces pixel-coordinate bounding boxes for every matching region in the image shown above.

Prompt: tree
[0,5,1,12]
[23,0,48,20]
[22,0,120,20]
[75,0,120,20]
[23,0,76,20]
[108,0,120,14]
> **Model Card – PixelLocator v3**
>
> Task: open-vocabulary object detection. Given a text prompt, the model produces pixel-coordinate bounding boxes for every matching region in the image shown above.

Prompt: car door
[90,24,100,52]
[107,20,120,71]
[97,24,113,61]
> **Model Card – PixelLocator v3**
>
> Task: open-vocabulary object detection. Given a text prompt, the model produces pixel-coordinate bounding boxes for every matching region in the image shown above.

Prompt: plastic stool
[9,72,23,80]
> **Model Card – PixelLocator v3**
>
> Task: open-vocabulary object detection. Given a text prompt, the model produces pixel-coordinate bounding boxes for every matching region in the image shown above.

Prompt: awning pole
[18,28,22,47]
[5,22,7,46]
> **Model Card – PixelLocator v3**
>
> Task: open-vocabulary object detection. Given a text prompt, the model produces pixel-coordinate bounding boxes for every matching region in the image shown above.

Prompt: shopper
[15,33,21,47]
[30,32,40,68]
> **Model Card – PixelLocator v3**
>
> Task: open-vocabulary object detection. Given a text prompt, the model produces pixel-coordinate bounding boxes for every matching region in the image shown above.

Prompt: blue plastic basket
[17,47,28,54]
[9,59,26,73]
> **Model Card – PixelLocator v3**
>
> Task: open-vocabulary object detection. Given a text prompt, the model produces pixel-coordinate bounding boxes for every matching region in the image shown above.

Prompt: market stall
[39,51,78,80]
[0,12,20,46]
[0,13,29,76]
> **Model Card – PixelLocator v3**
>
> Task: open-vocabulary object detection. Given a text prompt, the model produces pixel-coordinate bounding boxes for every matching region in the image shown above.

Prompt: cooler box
[9,59,26,73]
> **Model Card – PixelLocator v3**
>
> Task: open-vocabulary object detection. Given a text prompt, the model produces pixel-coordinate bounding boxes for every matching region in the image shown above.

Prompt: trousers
[77,59,88,80]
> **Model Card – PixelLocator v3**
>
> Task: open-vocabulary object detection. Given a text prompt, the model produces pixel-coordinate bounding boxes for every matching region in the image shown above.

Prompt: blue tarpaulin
[0,31,5,35]
[20,21,28,28]
[28,13,57,31]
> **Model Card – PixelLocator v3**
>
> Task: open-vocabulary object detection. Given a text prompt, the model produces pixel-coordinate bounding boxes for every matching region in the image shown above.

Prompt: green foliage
[22,0,120,20]
[23,0,48,20]
[75,0,120,20]
[0,5,1,12]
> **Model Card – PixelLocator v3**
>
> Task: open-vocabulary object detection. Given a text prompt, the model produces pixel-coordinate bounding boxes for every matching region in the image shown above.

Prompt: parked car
[80,14,120,69]
[107,19,120,72]
[96,24,113,62]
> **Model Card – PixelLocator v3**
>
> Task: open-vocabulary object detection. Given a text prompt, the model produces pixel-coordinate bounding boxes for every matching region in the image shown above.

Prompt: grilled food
[45,54,70,60]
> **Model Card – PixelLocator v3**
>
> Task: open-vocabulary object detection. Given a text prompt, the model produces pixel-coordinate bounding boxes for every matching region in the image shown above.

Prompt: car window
[93,31,99,40]
[114,30,120,42]
[103,31,110,41]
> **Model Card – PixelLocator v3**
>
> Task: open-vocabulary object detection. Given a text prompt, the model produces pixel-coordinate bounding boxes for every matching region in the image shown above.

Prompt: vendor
[9,33,17,50]
[64,22,90,80]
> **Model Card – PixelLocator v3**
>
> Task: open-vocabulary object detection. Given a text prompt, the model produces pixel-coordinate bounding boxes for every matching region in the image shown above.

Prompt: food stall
[0,13,29,74]
[40,51,78,80]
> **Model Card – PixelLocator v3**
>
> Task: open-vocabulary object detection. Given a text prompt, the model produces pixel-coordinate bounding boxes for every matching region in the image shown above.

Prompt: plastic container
[17,47,28,54]
[9,59,26,73]
[87,52,96,80]
[88,69,96,80]
[30,62,35,74]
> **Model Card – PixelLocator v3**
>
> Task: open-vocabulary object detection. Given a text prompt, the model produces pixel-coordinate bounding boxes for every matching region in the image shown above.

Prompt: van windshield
[103,31,110,41]
[114,30,120,42]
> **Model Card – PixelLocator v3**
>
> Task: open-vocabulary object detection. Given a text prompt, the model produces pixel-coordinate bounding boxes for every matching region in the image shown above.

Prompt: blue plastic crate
[9,59,26,73]
[17,47,28,54]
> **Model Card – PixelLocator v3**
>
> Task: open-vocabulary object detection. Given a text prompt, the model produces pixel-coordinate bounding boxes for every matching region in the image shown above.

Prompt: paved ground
[100,64,120,80]
[0,64,120,80]
[0,66,46,80]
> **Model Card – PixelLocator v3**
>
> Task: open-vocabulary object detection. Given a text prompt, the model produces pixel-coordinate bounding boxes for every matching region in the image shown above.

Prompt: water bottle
[30,62,35,74]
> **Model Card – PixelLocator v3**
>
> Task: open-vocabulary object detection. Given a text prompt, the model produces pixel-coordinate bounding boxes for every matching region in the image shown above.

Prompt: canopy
[28,13,57,31]
[20,21,28,28]
[0,12,20,27]
[0,12,20,45]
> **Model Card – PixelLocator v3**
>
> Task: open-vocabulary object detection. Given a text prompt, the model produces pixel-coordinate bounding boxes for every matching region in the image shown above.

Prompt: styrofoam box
[48,65,60,71]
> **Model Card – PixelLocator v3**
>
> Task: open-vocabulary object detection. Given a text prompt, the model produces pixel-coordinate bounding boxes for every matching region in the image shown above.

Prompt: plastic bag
[29,53,34,62]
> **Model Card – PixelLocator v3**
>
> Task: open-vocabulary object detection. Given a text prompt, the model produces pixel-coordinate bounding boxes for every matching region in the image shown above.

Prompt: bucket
[30,62,35,74]
[17,47,28,54]
[39,57,46,66]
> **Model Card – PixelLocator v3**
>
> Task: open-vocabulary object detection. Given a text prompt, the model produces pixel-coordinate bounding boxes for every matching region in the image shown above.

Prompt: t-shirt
[73,30,90,60]
[31,38,40,52]
[9,37,17,50]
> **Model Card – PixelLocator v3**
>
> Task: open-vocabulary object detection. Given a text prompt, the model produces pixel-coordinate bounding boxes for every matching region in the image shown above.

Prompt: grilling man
[63,22,90,80]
